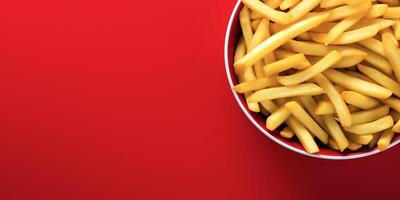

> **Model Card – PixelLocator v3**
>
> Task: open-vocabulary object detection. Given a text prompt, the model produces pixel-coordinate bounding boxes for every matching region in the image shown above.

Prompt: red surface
[0,0,398,199]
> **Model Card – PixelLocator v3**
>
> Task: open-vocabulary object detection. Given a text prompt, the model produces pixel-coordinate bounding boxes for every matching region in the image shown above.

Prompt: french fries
[235,13,329,71]
[232,0,400,153]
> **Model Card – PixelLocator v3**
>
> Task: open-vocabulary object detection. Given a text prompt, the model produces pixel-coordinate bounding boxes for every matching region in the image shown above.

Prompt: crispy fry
[358,64,400,97]
[383,7,400,19]
[309,24,380,45]
[346,132,373,145]
[350,18,395,30]
[235,13,329,71]
[347,141,363,150]
[314,74,352,127]
[248,83,325,102]
[393,119,400,132]
[341,91,381,109]
[288,40,366,57]
[277,51,342,86]
[325,3,372,22]
[285,101,329,144]
[350,105,390,125]
[344,115,394,135]
[260,100,278,113]
[298,96,326,128]
[365,4,388,18]
[381,97,400,112]
[323,115,349,151]
[242,0,292,24]
[377,129,394,151]
[383,30,400,82]
[280,126,295,138]
[233,77,280,93]
[266,106,292,130]
[263,53,310,76]
[240,7,254,49]
[323,69,393,99]
[345,71,375,82]
[328,139,340,150]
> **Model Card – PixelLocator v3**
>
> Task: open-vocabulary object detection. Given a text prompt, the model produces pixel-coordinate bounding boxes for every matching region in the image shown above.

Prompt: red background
[0,0,398,199]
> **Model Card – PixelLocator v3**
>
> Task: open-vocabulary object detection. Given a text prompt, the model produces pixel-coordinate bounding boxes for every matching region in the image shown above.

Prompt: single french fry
[393,119,400,132]
[286,117,319,153]
[320,0,345,8]
[358,64,400,97]
[383,7,400,19]
[323,10,368,45]
[351,44,392,76]
[344,115,394,135]
[280,126,295,138]
[235,13,330,71]
[365,4,388,18]
[328,139,340,150]
[390,109,400,122]
[315,99,336,115]
[377,129,394,151]
[266,106,291,130]
[240,7,254,49]
[323,69,393,99]
[285,101,329,144]
[280,0,300,10]
[346,132,373,145]
[351,105,390,125]
[323,115,349,151]
[242,0,292,24]
[309,24,381,45]
[235,37,260,112]
[288,0,322,22]
[248,83,325,102]
[314,74,352,127]
[299,96,326,129]
[288,40,367,56]
[350,18,395,30]
[383,30,400,82]
[368,132,382,148]
[358,37,385,57]
[393,19,400,40]
[277,51,342,86]
[341,91,381,109]
[233,77,280,93]
[325,3,372,22]
[347,141,363,150]
[249,18,269,51]
[381,97,400,112]
[263,53,310,76]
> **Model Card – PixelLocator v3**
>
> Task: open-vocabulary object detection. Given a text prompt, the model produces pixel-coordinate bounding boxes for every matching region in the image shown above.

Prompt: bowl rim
[223,0,400,160]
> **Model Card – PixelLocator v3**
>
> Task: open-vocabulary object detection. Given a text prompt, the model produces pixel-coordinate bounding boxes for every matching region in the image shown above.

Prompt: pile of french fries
[233,0,400,153]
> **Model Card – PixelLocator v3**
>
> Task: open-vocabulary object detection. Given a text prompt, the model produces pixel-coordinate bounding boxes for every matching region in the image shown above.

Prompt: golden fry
[352,45,392,76]
[381,97,400,112]
[383,7,400,19]
[358,64,400,97]
[365,4,388,18]
[288,0,322,22]
[239,7,254,49]
[383,30,400,82]
[266,106,291,130]
[280,126,295,138]
[233,77,280,93]
[263,53,310,76]
[344,115,394,135]
[286,117,319,153]
[298,96,326,129]
[341,91,380,109]
[315,99,336,115]
[377,129,394,151]
[323,69,392,99]
[351,105,390,125]
[358,37,385,57]
[248,83,325,102]
[346,132,373,145]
